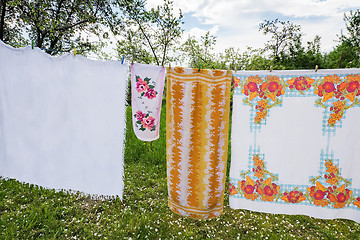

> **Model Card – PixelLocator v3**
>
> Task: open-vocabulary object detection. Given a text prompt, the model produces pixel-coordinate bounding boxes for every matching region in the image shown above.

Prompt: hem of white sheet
[229,198,360,223]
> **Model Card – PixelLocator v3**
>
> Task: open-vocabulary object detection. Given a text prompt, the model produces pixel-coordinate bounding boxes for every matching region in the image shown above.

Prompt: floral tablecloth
[230,69,360,223]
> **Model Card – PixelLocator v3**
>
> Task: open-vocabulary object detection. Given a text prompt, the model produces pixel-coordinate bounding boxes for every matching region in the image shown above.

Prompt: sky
[145,0,360,54]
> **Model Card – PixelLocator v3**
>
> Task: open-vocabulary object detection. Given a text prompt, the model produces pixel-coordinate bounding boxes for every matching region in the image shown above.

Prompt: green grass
[1,106,360,239]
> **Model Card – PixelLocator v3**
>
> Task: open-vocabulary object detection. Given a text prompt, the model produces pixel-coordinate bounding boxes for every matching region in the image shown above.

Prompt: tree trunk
[338,51,343,68]
[0,0,7,41]
[46,37,60,55]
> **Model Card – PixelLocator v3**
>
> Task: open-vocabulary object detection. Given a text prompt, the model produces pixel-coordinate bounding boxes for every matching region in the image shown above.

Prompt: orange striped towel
[166,67,232,219]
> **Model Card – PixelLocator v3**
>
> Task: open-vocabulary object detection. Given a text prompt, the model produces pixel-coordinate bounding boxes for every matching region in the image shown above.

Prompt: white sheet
[0,41,128,197]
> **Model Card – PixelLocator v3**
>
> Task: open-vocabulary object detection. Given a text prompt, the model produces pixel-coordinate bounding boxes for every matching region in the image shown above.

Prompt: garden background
[1,0,360,238]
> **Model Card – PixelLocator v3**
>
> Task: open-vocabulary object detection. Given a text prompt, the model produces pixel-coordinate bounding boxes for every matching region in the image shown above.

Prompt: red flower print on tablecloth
[242,75,262,100]
[233,76,241,89]
[287,76,315,94]
[256,178,281,202]
[281,189,306,204]
[314,74,341,102]
[133,111,156,131]
[252,154,265,179]
[327,100,346,126]
[233,156,358,209]
[314,74,360,126]
[324,159,340,185]
[236,154,280,202]
[354,197,360,209]
[240,75,286,124]
[229,182,238,196]
[307,181,330,207]
[239,176,258,201]
[308,159,353,208]
[325,184,352,209]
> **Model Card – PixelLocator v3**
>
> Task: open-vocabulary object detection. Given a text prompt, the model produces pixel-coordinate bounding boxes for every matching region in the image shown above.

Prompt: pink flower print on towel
[133,110,156,132]
[144,88,157,99]
[135,110,146,121]
[136,78,149,93]
[141,116,155,130]
[136,75,158,99]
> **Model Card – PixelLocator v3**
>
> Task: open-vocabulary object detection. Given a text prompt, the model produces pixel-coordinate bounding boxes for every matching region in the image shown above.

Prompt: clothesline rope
[2,40,119,62]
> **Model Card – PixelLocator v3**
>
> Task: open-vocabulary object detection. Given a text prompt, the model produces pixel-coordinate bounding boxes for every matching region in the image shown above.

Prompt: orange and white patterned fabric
[166,67,232,219]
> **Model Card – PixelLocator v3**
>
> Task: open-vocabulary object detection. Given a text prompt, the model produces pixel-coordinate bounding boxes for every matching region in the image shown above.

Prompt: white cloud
[143,0,360,53]
[146,0,205,14]
[187,25,220,39]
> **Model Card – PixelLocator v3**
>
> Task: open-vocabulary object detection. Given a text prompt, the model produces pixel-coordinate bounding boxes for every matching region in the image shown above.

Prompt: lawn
[1,106,360,239]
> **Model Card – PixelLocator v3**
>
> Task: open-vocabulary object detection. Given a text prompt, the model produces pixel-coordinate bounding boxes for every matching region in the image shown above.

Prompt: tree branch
[54,19,89,32]
[134,17,159,65]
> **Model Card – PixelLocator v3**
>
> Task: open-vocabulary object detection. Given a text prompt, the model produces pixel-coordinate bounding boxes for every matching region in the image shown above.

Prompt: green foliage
[1,0,116,55]
[259,19,302,62]
[324,9,360,68]
[257,19,327,70]
[241,47,273,70]
[2,1,358,69]
[0,0,27,44]
[179,28,324,71]
[21,0,116,55]
[115,0,184,66]
[324,41,360,68]
[179,31,222,69]
[342,9,360,53]
[1,106,360,239]
[278,35,325,69]
[179,32,250,70]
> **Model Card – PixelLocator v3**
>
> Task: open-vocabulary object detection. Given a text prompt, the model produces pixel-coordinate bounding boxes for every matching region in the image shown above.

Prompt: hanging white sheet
[230,69,360,223]
[0,41,128,197]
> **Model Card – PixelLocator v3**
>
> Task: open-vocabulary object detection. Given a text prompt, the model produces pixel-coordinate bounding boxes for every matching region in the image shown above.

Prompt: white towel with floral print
[131,63,165,141]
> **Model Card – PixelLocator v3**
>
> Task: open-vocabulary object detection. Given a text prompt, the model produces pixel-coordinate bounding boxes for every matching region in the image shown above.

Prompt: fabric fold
[131,63,166,141]
[166,67,232,219]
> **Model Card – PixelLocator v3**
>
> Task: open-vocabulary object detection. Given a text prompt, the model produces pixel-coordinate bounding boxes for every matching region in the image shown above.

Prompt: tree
[219,47,244,70]
[342,9,360,53]
[259,19,302,63]
[179,32,269,70]
[0,0,25,43]
[179,32,220,69]
[336,9,360,68]
[278,35,324,69]
[4,0,116,55]
[242,47,272,70]
[115,0,183,66]
[323,10,360,68]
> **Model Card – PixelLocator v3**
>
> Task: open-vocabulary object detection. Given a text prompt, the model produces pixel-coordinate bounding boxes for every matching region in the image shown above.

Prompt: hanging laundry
[131,63,166,141]
[230,69,360,223]
[0,41,128,197]
[166,67,232,219]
